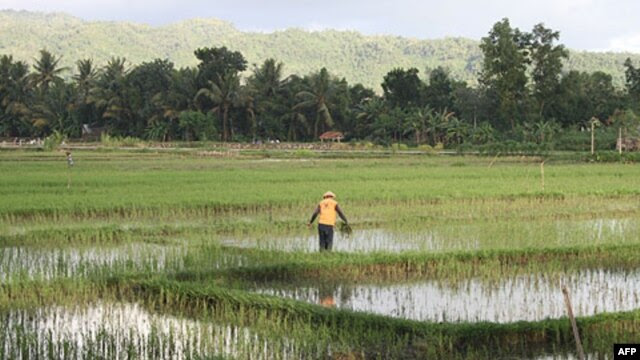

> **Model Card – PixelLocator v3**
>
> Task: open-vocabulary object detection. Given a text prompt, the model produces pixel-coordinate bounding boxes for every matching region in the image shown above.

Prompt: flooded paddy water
[0,243,186,281]
[4,153,640,358]
[221,217,640,253]
[1,302,598,360]
[0,243,252,281]
[256,268,640,323]
[0,302,305,360]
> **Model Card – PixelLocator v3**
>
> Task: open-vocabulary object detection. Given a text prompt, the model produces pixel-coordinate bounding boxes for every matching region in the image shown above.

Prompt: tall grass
[2,149,640,358]
[2,151,640,220]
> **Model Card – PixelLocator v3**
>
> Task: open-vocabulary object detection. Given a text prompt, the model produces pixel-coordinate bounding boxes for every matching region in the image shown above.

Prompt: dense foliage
[1,14,640,145]
[3,10,640,90]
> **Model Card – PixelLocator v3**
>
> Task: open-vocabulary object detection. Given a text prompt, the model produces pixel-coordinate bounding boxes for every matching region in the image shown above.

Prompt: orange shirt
[318,198,338,226]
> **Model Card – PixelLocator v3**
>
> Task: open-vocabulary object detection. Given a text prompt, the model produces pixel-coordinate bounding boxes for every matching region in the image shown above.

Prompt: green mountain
[1,10,639,90]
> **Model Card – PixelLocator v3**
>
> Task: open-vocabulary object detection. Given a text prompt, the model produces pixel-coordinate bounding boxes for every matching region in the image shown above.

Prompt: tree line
[1,18,639,146]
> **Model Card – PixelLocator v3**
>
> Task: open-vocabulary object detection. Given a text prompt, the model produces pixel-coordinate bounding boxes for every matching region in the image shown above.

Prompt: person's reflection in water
[318,285,336,308]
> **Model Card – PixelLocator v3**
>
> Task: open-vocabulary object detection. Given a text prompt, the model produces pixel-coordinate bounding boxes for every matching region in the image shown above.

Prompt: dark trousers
[318,224,334,251]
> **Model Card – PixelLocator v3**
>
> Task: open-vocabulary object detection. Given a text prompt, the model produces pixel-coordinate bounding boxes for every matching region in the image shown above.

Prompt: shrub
[417,144,435,153]
[43,131,66,151]
[100,133,146,148]
[390,143,409,152]
[553,127,618,151]
[589,151,640,163]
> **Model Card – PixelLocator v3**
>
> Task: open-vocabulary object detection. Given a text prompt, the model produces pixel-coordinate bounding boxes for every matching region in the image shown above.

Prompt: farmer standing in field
[66,151,74,167]
[307,191,348,251]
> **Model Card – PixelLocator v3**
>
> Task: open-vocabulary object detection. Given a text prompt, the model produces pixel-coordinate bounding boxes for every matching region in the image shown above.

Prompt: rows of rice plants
[2,150,640,220]
[1,149,639,358]
[2,302,301,360]
[2,278,633,359]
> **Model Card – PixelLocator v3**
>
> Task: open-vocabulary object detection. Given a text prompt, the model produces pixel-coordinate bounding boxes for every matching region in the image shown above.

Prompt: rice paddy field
[1,148,640,359]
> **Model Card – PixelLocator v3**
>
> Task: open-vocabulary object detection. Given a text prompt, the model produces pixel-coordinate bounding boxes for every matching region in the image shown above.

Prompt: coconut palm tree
[31,82,75,134]
[249,58,284,98]
[31,50,67,91]
[237,85,257,140]
[89,58,132,135]
[295,68,337,139]
[247,59,286,139]
[0,56,32,136]
[355,97,385,138]
[195,71,241,141]
[71,59,100,131]
[168,68,199,112]
[73,59,98,102]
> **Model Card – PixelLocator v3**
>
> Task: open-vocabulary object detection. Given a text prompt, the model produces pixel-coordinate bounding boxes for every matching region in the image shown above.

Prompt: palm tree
[237,85,257,140]
[532,119,560,143]
[0,56,33,137]
[195,71,241,141]
[89,58,132,134]
[147,68,201,141]
[248,59,285,139]
[355,97,385,138]
[250,58,284,98]
[145,91,179,142]
[31,50,67,91]
[406,106,434,145]
[71,59,99,131]
[169,68,199,112]
[145,116,171,141]
[73,59,98,102]
[282,107,308,142]
[445,116,469,145]
[426,109,456,145]
[295,68,337,139]
[31,82,75,134]
[471,122,495,144]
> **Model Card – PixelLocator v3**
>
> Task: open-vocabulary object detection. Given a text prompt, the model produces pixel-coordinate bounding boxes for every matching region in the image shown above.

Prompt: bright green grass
[2,150,639,254]
[1,150,639,219]
[2,149,640,358]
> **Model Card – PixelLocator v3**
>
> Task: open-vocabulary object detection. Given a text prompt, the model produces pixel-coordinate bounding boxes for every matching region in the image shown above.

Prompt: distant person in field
[307,191,348,251]
[66,151,74,167]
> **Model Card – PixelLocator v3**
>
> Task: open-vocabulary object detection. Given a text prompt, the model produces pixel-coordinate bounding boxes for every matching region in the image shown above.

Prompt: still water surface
[258,268,640,323]
[223,218,639,253]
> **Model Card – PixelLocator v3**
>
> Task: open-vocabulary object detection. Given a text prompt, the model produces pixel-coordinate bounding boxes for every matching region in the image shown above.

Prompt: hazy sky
[2,0,640,52]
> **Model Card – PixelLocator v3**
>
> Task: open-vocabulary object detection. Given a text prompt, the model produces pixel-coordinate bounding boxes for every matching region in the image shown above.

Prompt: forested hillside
[1,10,638,89]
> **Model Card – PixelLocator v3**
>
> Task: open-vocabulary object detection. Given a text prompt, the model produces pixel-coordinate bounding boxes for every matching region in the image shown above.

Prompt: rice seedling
[3,149,640,359]
[126,278,640,359]
[2,150,640,222]
[0,275,637,359]
[0,243,186,282]
[0,302,309,360]
[254,268,640,323]
[338,222,353,236]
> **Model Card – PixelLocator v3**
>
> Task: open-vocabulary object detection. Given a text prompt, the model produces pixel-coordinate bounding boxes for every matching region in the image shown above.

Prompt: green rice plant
[3,149,640,359]
[338,222,353,236]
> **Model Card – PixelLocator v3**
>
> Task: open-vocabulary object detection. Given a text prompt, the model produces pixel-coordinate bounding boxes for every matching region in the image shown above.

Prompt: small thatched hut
[319,131,344,143]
